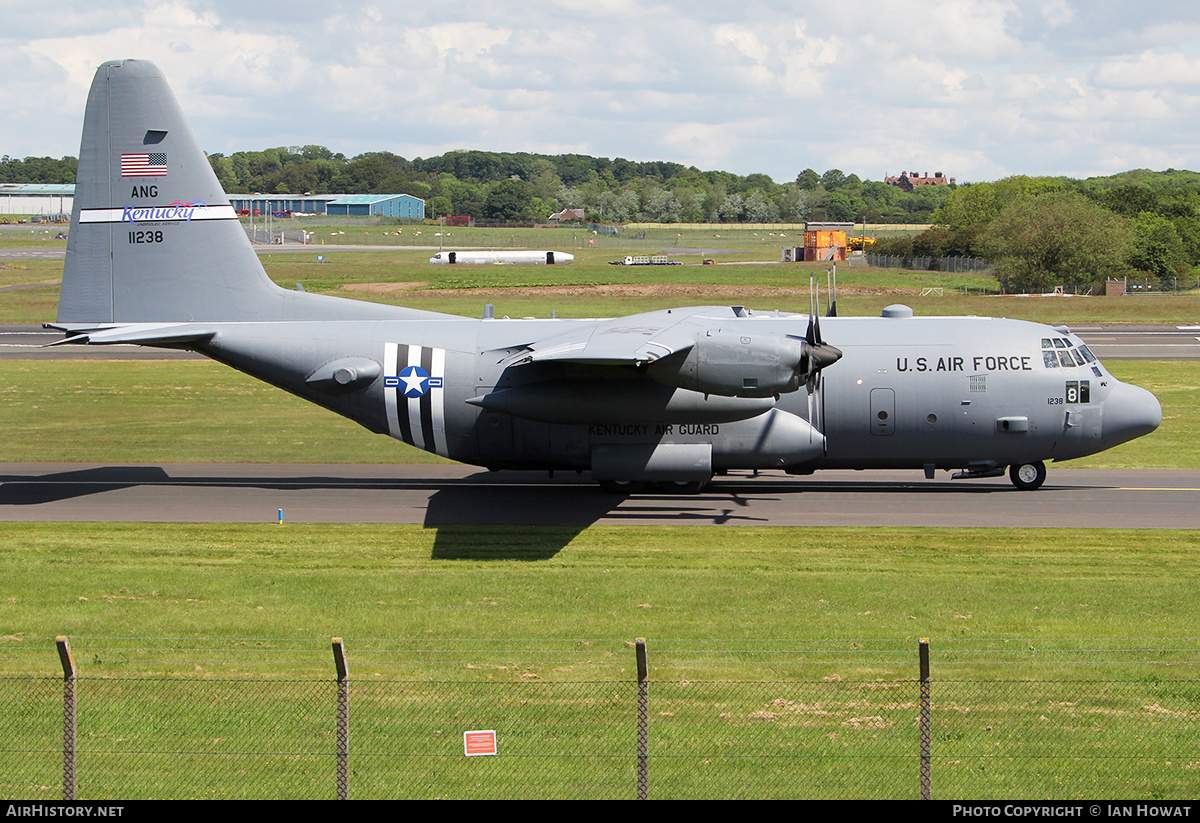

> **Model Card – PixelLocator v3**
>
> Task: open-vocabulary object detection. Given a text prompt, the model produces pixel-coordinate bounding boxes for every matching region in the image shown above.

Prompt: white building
[0,184,74,217]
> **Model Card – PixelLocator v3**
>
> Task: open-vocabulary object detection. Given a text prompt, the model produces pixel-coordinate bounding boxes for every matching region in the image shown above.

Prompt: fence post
[919,638,931,800]
[333,638,349,800]
[636,638,649,800]
[56,636,76,801]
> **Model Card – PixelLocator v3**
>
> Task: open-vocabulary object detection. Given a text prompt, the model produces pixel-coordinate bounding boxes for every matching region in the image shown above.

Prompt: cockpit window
[1042,337,1094,370]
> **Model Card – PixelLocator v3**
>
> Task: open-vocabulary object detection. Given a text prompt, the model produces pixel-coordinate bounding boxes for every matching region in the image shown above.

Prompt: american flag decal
[121,153,168,177]
[384,343,448,457]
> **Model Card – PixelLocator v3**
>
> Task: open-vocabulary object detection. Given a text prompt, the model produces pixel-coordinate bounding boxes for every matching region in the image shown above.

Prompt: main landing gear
[1008,461,1047,491]
[598,479,709,495]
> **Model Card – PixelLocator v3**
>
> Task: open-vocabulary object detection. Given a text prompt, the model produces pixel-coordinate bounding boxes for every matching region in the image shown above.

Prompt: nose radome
[1103,381,1162,449]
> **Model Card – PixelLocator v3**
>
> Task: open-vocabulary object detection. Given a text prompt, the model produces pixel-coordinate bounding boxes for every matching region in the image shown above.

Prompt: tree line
[1,155,77,184]
[0,148,954,224]
[868,171,1200,292]
[200,146,958,225]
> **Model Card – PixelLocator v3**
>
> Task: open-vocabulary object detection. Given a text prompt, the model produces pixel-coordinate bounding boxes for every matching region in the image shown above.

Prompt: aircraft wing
[44,322,216,347]
[501,308,725,366]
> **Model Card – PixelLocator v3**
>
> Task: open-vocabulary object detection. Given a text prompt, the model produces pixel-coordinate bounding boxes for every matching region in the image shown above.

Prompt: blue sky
[4,0,1199,184]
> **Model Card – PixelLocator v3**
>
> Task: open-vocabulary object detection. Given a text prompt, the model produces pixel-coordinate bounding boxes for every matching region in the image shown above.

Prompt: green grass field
[3,223,1200,323]
[4,524,1199,665]
[2,524,1198,798]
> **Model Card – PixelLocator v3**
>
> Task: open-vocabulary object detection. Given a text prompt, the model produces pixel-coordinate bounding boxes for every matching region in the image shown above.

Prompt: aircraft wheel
[659,480,708,495]
[1009,461,1046,491]
[598,480,647,495]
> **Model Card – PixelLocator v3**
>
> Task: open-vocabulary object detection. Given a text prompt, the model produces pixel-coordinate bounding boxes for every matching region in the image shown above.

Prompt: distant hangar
[0,186,426,220]
[324,194,425,219]
[227,192,425,219]
[0,183,74,217]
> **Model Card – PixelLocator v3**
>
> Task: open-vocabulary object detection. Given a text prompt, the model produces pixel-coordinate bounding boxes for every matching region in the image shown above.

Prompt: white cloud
[660,122,743,170]
[1095,51,1200,89]
[3,0,1200,181]
[1038,0,1075,28]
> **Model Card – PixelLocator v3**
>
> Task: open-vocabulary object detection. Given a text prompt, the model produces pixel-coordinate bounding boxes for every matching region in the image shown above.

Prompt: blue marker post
[278,509,283,524]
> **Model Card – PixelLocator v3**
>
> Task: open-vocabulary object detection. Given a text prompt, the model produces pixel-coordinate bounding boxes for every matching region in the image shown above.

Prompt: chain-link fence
[865,252,993,273]
[2,638,1198,800]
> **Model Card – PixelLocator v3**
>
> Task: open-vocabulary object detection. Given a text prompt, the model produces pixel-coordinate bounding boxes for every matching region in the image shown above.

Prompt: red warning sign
[464,729,497,757]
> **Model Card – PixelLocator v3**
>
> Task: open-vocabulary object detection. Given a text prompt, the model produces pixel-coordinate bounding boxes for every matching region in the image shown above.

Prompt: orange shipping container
[803,230,847,262]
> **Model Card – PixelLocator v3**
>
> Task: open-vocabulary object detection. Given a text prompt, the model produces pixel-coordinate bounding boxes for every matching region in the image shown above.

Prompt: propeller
[794,277,843,450]
[801,276,843,389]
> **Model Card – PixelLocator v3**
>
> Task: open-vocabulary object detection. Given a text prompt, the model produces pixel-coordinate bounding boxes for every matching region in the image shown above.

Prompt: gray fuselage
[189,308,1160,479]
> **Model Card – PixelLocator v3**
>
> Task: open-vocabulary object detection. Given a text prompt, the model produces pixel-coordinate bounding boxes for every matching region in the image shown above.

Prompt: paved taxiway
[1,464,1196,528]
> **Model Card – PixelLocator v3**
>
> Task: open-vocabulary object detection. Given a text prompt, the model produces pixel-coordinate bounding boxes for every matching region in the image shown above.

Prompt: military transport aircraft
[49,60,1162,494]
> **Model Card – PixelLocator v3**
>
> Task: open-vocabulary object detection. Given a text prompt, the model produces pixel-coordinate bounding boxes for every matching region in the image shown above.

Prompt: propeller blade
[813,280,823,345]
[807,377,815,440]
[806,277,817,346]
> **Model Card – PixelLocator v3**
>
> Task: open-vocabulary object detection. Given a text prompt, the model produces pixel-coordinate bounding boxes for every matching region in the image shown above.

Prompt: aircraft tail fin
[58,59,297,323]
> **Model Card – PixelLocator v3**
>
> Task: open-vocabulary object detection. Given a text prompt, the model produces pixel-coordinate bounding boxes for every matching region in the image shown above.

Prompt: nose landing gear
[1009,461,1047,491]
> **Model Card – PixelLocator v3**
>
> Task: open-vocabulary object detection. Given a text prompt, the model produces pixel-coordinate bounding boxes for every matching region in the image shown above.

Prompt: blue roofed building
[226,192,425,219]
[3,186,428,221]
[226,194,335,216]
[326,193,425,219]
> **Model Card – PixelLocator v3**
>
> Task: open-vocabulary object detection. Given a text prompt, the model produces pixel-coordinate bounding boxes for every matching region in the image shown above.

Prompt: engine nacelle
[645,331,805,397]
[467,379,776,425]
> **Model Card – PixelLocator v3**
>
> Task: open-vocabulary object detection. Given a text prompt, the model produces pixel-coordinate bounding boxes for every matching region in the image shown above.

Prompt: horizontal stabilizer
[45,322,215,347]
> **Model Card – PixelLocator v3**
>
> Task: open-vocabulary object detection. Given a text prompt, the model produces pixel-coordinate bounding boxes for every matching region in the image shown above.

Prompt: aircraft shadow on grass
[422,479,781,559]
